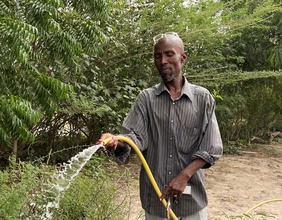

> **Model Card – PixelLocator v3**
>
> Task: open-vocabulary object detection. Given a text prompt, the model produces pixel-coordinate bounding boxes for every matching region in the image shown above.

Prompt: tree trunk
[268,131,282,143]
[13,139,18,159]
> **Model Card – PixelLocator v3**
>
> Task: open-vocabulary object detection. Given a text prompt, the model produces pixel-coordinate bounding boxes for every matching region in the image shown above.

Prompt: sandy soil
[115,143,282,220]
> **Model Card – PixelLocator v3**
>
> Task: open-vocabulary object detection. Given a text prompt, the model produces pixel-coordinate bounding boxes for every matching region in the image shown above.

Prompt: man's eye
[154,54,161,59]
[166,52,174,56]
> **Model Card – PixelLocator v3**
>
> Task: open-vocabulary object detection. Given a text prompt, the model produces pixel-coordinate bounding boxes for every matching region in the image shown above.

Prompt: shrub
[0,154,124,220]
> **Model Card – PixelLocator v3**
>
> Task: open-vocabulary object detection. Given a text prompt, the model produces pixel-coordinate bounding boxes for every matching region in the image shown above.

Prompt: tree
[89,0,282,144]
[0,0,109,157]
[219,0,282,71]
[2,0,281,162]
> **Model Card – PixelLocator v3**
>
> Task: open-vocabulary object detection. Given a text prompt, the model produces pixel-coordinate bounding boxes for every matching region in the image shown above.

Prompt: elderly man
[97,32,223,220]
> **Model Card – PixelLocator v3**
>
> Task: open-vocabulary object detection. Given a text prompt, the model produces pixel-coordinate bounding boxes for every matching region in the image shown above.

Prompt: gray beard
[160,73,174,83]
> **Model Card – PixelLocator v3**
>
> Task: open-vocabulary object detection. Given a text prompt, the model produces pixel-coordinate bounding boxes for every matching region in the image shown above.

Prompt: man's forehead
[154,42,182,54]
[154,36,184,52]
[154,46,175,53]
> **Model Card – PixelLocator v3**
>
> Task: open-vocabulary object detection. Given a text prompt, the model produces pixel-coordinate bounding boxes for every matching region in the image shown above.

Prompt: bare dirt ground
[115,142,282,220]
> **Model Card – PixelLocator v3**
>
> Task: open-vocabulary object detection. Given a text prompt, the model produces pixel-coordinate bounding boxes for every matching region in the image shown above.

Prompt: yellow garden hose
[103,135,282,220]
[103,135,178,220]
[242,198,282,219]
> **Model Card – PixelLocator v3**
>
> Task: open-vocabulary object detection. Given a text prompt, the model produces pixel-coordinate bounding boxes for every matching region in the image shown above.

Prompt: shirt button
[171,120,174,123]
[169,154,173,158]
[172,102,175,105]
[168,172,172,175]
[170,137,173,141]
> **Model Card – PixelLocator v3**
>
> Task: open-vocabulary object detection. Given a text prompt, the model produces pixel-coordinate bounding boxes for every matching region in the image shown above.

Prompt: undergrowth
[0,154,124,220]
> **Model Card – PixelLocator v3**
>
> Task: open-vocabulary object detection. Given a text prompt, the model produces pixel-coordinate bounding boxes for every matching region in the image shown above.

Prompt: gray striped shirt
[115,77,223,218]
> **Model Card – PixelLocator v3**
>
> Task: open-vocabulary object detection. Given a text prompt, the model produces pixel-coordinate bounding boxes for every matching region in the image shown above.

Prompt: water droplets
[38,144,105,220]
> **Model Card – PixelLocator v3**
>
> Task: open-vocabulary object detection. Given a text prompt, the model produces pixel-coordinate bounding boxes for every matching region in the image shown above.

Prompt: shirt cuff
[192,151,220,169]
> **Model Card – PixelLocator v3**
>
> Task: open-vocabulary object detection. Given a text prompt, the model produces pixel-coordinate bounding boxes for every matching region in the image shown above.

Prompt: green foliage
[0,96,40,147]
[0,156,53,219]
[0,155,124,219]
[215,72,282,143]
[0,0,109,153]
[1,0,282,162]
[52,156,124,220]
[223,140,248,155]
[187,70,282,88]
[220,0,282,71]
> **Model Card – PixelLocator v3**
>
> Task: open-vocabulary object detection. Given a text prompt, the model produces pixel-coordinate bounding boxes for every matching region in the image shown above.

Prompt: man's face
[154,37,186,82]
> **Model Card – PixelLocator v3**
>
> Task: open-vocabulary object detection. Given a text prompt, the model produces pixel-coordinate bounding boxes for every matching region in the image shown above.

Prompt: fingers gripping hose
[103,135,178,220]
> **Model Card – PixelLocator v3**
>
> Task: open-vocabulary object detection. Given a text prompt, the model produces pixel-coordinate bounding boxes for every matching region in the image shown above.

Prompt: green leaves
[1,0,281,158]
[269,46,282,69]
[0,96,40,146]
[0,0,109,150]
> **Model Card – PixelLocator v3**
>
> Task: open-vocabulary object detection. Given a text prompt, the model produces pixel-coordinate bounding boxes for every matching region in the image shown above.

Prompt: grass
[0,155,125,220]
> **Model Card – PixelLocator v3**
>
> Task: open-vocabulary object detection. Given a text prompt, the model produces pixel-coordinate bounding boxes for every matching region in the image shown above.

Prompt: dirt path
[115,143,282,220]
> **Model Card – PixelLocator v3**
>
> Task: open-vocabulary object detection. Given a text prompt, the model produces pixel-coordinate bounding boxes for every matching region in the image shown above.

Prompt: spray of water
[39,144,105,220]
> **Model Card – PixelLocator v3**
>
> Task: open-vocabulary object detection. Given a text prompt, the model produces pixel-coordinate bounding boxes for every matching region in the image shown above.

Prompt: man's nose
[160,55,168,64]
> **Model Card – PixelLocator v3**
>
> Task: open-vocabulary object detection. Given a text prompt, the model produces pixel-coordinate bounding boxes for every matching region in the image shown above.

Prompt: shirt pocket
[178,126,200,153]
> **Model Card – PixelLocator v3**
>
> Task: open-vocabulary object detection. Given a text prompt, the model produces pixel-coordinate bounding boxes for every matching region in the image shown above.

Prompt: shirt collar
[155,76,194,101]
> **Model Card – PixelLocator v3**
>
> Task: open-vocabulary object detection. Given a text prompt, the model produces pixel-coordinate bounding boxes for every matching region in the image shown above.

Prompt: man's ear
[181,52,187,63]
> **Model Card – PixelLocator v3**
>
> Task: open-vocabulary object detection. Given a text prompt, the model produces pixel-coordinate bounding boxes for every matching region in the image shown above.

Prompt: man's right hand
[96,133,119,151]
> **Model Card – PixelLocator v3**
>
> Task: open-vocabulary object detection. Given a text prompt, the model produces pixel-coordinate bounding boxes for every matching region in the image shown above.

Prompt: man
[97,32,223,220]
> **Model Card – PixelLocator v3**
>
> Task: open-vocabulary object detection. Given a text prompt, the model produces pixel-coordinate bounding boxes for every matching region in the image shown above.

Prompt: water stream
[39,144,105,220]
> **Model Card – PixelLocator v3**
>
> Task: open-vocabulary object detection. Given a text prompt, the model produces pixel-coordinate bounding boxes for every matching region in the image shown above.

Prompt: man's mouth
[162,69,171,75]
[161,67,170,72]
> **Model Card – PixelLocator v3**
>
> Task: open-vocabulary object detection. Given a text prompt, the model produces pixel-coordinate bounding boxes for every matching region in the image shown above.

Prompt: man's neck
[164,76,184,100]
